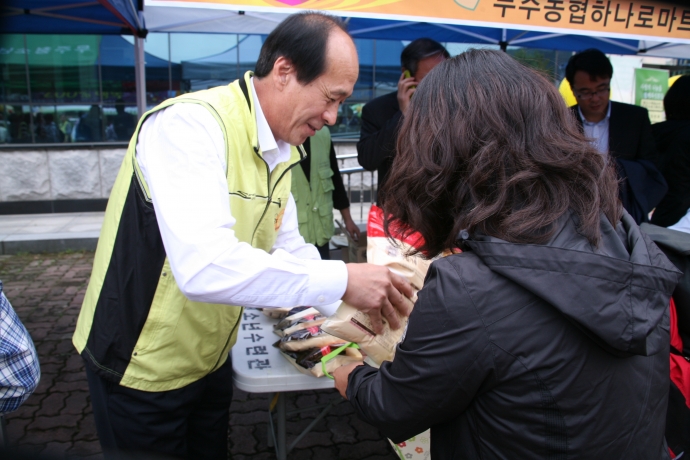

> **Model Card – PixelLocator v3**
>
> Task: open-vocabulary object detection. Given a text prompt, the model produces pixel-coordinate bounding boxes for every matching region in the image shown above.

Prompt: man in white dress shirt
[73,13,412,459]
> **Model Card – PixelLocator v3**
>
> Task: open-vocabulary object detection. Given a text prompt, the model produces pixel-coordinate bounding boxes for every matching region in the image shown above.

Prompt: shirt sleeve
[0,287,41,415]
[136,104,348,314]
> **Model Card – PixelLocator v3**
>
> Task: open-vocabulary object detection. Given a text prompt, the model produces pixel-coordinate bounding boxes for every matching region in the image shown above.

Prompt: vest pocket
[319,167,335,193]
[297,207,309,225]
[126,266,242,384]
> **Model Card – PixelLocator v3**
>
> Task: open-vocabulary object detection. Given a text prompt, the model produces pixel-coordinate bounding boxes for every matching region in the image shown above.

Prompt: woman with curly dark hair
[333,49,680,459]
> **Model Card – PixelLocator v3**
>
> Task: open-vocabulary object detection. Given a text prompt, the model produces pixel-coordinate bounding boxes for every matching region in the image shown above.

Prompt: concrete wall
[0,148,126,202]
[0,141,370,203]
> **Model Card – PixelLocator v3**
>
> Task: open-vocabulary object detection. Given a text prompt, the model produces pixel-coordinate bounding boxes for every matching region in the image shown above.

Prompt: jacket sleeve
[356,103,402,172]
[329,141,350,211]
[652,133,690,226]
[635,108,659,165]
[345,257,494,442]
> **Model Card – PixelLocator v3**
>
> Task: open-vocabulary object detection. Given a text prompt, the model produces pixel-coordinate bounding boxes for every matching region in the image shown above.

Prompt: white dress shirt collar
[578,101,611,126]
[250,77,292,172]
[579,101,611,155]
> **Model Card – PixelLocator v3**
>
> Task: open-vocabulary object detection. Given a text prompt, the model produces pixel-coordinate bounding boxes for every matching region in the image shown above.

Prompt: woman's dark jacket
[650,120,690,228]
[347,211,681,459]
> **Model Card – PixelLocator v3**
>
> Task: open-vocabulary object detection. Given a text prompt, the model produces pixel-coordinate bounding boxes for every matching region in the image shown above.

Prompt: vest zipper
[251,144,306,243]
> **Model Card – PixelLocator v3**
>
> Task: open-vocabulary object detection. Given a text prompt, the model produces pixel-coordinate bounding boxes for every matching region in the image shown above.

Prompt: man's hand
[340,207,361,242]
[343,263,414,334]
[334,362,363,399]
[397,71,417,114]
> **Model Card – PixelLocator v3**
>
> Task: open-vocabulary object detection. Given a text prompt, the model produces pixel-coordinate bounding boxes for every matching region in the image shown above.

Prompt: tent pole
[500,29,508,52]
[135,36,147,119]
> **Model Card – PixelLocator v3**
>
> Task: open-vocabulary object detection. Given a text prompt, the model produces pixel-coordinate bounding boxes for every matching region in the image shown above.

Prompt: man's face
[274,29,359,146]
[413,53,446,81]
[572,70,610,121]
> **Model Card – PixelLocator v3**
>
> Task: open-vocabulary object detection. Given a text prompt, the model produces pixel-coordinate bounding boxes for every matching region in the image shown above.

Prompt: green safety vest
[291,127,335,247]
[73,71,305,392]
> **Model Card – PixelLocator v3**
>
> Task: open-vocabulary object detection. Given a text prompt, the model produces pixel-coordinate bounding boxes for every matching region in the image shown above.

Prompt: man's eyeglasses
[574,87,610,101]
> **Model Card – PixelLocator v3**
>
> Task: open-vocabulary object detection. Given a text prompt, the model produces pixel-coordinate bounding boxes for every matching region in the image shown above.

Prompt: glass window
[237,34,263,81]
[329,39,405,138]
[53,105,84,143]
[173,33,241,94]
[103,101,137,142]
[144,33,179,105]
[3,33,533,144]
[373,39,405,99]
[3,105,32,144]
[27,35,101,105]
[0,35,31,105]
[70,104,105,142]
[106,34,179,108]
[34,106,61,143]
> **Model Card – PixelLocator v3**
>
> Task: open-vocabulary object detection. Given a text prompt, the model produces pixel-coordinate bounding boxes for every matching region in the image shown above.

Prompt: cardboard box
[345,230,367,263]
[334,221,367,264]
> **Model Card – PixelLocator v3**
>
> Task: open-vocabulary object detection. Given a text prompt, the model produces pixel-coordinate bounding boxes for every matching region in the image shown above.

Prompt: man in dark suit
[357,38,449,200]
[566,48,661,222]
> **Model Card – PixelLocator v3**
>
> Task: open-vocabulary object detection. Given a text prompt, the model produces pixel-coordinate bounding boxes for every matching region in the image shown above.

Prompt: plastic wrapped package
[272,307,364,377]
[274,307,323,336]
[278,343,363,378]
[274,324,346,352]
[328,205,449,460]
[322,205,434,366]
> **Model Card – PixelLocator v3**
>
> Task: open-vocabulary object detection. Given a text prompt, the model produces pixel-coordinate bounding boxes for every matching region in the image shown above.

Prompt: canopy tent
[145,0,690,57]
[2,0,143,36]
[5,0,688,120]
[637,40,690,59]
[144,8,643,55]
[2,0,150,116]
[180,34,403,92]
[145,6,289,34]
[100,35,181,105]
[347,18,646,55]
[0,34,180,105]
[181,34,264,89]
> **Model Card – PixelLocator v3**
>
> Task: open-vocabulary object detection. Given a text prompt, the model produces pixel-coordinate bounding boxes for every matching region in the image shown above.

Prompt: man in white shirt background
[72,12,412,459]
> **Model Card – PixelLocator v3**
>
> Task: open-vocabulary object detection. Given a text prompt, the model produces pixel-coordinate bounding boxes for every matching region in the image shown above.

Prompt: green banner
[0,35,100,66]
[634,68,669,124]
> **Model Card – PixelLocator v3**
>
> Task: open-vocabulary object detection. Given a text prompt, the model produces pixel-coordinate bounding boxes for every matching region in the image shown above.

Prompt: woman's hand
[333,362,364,399]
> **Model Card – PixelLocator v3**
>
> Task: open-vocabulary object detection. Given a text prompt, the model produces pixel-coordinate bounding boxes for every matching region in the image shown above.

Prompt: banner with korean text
[634,68,669,123]
[149,0,690,43]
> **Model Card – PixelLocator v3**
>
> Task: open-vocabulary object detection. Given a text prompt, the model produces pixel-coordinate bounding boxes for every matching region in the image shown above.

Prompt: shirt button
[317,295,325,303]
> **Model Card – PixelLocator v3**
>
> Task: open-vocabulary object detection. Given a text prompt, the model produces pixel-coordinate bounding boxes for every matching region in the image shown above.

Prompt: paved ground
[0,251,399,460]
[0,206,371,256]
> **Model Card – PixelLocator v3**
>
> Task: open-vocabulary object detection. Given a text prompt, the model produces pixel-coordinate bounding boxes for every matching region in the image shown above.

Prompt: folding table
[232,309,342,460]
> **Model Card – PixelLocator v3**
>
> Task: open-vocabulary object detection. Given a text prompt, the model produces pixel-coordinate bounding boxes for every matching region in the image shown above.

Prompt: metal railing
[335,152,377,223]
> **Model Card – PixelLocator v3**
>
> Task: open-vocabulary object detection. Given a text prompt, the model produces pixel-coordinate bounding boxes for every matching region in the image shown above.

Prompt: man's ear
[273,56,294,91]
